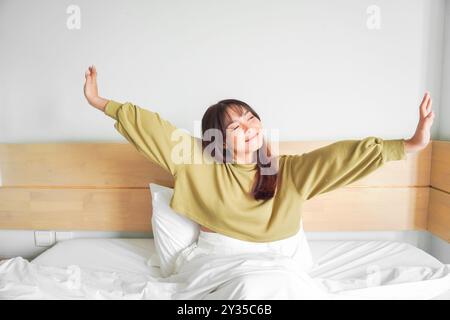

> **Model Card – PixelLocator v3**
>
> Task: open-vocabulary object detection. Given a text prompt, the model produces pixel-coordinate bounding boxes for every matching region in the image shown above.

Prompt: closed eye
[229,113,255,130]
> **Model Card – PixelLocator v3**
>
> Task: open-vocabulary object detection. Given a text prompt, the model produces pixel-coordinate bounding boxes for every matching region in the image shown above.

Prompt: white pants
[173,220,313,275]
[170,222,321,299]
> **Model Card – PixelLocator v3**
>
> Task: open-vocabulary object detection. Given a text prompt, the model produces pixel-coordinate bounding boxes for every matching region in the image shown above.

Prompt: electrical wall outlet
[34,231,55,247]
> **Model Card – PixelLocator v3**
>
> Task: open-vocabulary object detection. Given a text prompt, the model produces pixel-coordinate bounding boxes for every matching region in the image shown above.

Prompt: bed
[0,139,449,299]
[0,237,448,299]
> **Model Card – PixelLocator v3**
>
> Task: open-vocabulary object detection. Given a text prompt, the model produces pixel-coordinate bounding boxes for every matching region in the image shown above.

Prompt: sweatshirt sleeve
[285,136,406,200]
[104,100,189,177]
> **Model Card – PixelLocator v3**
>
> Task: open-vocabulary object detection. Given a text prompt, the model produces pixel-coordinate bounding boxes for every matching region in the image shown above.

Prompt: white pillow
[148,183,314,276]
[148,183,200,277]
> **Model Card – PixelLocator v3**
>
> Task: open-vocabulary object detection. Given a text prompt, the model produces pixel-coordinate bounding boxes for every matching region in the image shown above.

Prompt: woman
[83,65,435,298]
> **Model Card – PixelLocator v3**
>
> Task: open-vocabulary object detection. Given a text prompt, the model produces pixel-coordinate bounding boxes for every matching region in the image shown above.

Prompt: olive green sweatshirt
[104,100,407,242]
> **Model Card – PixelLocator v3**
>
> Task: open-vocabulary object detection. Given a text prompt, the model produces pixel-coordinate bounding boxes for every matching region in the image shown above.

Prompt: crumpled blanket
[1,248,449,300]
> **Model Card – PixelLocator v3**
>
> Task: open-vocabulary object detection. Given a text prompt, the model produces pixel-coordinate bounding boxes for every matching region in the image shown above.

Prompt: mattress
[30,238,444,278]
[28,238,450,299]
[1,238,448,299]
[32,238,161,277]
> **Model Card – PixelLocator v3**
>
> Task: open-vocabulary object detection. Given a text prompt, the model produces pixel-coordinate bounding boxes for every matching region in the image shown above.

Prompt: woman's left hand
[404,92,436,153]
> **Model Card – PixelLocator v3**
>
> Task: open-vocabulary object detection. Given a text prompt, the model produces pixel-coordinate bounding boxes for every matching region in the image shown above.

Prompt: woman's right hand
[84,65,108,111]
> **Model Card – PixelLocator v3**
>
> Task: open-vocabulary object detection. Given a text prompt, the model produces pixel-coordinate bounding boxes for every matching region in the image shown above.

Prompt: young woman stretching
[83,65,435,298]
[83,65,434,240]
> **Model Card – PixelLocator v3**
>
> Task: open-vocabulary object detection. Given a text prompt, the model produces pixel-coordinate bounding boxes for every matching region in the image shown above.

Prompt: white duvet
[0,239,449,300]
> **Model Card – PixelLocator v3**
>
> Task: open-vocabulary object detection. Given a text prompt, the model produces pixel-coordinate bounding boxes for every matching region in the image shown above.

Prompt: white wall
[0,0,445,142]
[438,0,450,140]
[0,0,448,261]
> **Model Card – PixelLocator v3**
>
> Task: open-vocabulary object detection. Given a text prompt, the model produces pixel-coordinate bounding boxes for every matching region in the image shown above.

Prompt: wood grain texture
[427,140,450,243]
[427,188,450,242]
[0,140,431,187]
[0,140,446,239]
[302,187,429,231]
[0,143,174,188]
[0,187,152,232]
[0,186,428,232]
[430,140,450,193]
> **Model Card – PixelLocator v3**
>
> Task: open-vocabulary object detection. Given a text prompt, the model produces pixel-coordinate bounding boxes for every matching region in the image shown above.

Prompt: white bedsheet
[0,238,449,299]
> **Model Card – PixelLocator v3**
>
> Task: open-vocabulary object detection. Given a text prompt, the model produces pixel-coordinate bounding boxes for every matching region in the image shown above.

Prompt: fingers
[420,92,431,119]
[90,65,97,78]
[425,94,432,117]
[84,65,97,80]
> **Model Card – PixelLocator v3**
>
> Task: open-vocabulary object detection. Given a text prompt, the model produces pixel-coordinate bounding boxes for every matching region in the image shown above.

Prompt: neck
[231,150,257,164]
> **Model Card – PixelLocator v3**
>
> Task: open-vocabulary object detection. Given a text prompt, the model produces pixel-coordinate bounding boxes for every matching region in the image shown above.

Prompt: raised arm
[83,65,190,176]
[83,65,109,112]
[286,137,406,200]
[286,91,436,201]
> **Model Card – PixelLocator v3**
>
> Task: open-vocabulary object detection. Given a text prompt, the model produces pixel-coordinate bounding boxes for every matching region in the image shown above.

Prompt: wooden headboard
[0,140,448,243]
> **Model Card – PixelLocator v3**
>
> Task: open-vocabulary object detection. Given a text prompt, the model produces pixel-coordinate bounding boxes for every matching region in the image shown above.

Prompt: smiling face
[224,105,264,159]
